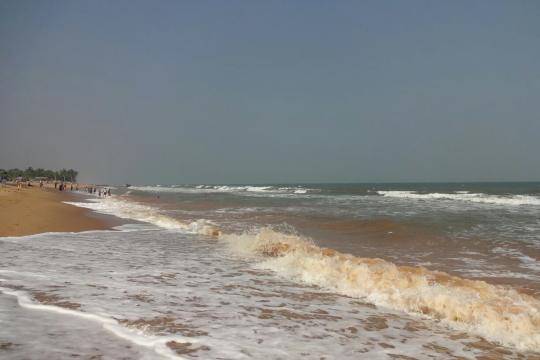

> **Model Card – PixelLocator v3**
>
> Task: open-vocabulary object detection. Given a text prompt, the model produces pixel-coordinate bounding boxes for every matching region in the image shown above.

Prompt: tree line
[0,167,78,182]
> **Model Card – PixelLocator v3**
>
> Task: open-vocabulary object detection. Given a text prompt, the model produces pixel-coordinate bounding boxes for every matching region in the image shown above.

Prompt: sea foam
[67,195,540,352]
[221,227,540,352]
[65,197,221,236]
[0,288,194,359]
[129,185,311,196]
[377,191,540,206]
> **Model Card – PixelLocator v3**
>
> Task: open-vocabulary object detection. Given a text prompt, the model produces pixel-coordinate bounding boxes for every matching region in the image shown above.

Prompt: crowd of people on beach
[52,181,75,191]
[1,177,112,197]
[84,185,111,197]
[53,181,112,197]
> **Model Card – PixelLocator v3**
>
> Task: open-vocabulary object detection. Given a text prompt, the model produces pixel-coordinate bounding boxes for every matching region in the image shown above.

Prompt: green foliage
[0,167,78,182]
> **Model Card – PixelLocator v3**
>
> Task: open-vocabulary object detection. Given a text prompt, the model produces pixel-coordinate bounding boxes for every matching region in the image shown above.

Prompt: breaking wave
[65,198,221,237]
[377,191,540,206]
[129,185,312,196]
[221,227,540,352]
[67,195,540,352]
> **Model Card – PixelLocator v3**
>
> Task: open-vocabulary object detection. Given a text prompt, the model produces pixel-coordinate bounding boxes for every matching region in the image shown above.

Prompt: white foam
[0,288,197,359]
[3,224,528,358]
[129,185,312,196]
[65,197,220,236]
[221,227,540,352]
[54,189,540,354]
[377,191,540,206]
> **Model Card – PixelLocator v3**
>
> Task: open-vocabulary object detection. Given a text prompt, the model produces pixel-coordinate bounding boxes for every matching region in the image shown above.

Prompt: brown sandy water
[3,183,538,358]
[124,191,540,296]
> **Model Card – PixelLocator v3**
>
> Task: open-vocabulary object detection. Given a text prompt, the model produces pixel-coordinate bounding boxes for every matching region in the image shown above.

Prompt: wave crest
[67,196,540,352]
[377,191,540,206]
[65,198,221,237]
[222,227,540,352]
[129,185,312,196]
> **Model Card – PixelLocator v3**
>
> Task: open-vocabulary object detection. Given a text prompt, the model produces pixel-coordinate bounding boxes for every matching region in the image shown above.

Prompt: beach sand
[0,185,114,237]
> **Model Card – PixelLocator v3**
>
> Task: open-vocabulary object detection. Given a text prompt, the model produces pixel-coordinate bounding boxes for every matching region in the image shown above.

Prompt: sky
[1,1,539,184]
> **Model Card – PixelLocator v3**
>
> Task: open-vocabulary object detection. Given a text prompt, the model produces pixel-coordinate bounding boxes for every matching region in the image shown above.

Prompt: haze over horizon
[1,1,539,184]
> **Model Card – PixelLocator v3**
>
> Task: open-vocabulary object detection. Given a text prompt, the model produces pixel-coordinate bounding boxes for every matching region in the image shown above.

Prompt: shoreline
[0,184,120,237]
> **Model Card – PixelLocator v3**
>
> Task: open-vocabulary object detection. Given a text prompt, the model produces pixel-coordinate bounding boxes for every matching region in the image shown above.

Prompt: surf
[67,193,540,353]
[221,227,540,352]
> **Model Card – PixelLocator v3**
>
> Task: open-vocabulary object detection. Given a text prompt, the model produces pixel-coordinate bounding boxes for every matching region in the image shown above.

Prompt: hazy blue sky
[1,1,539,184]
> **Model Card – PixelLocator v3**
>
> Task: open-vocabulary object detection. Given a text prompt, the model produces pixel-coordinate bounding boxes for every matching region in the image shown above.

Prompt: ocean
[1,182,539,359]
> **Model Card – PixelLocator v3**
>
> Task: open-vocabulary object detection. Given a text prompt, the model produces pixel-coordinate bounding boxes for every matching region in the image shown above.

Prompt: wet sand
[0,184,116,237]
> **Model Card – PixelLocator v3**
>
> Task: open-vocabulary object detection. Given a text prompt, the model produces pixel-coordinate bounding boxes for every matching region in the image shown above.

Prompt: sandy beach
[0,184,113,237]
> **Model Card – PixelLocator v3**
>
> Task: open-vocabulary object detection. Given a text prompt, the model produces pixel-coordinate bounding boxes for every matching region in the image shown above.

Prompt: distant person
[54,181,58,189]
[40,180,43,188]
[70,183,73,191]
[107,188,111,196]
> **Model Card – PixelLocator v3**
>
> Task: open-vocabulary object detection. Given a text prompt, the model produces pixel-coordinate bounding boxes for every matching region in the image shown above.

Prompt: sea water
[1,182,539,359]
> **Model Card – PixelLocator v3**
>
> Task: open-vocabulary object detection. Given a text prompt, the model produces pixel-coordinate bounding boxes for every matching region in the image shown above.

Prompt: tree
[0,167,79,181]
[6,168,22,180]
[45,169,55,180]
[67,169,78,182]
[25,167,35,179]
